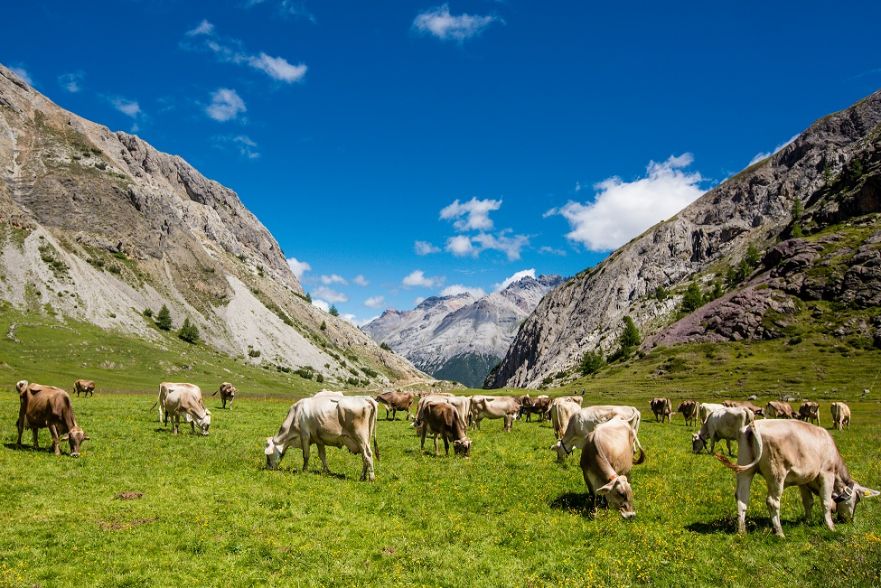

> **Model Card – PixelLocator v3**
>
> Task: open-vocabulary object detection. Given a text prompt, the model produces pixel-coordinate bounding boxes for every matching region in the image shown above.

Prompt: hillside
[363,274,562,387]
[0,64,424,387]
[487,89,881,388]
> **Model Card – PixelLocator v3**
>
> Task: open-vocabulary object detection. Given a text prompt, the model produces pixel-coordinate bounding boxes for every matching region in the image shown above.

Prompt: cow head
[551,440,571,462]
[833,483,881,522]
[60,427,89,457]
[691,432,706,454]
[596,475,635,519]
[15,380,28,395]
[195,411,211,435]
[453,437,472,457]
[264,437,286,469]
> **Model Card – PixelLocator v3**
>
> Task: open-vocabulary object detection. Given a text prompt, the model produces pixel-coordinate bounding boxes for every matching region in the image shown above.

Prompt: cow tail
[716,422,762,473]
[211,389,218,396]
[631,412,645,456]
[633,434,646,465]
[371,401,380,461]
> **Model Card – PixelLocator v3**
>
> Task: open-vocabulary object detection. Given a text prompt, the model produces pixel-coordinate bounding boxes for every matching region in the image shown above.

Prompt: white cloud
[248,53,308,83]
[413,4,500,42]
[440,197,502,231]
[538,245,566,256]
[112,97,141,118]
[748,134,800,166]
[415,240,441,255]
[551,154,704,252]
[353,275,369,287]
[414,297,426,305]
[311,299,330,312]
[446,235,475,256]
[402,270,443,288]
[287,256,311,278]
[441,284,486,299]
[473,231,528,261]
[187,19,215,36]
[320,274,348,286]
[494,269,535,292]
[314,286,348,303]
[340,313,358,325]
[58,72,83,93]
[206,88,246,122]
[10,66,33,86]
[232,135,260,159]
[364,295,385,308]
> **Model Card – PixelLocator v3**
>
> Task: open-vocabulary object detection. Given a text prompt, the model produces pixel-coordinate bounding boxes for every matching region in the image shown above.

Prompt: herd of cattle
[11,380,878,537]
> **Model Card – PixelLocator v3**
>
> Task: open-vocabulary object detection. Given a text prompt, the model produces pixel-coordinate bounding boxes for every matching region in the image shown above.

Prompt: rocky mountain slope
[0,63,424,386]
[487,89,881,389]
[363,275,562,386]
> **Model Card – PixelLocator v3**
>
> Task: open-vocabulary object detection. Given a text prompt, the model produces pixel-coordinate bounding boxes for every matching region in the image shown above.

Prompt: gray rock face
[0,63,424,385]
[363,275,563,386]
[488,89,881,389]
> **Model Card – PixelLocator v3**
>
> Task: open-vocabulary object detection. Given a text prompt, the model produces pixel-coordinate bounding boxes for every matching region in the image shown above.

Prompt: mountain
[487,89,881,389]
[363,274,563,387]
[0,64,424,386]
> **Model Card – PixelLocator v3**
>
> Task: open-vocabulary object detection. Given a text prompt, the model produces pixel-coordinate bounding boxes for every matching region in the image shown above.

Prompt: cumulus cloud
[311,299,330,312]
[413,4,500,42]
[415,240,441,255]
[441,284,486,299]
[353,275,369,287]
[494,269,535,292]
[748,134,800,166]
[549,154,704,252]
[206,88,246,122]
[9,66,33,86]
[314,286,348,303]
[58,72,83,93]
[248,53,308,83]
[111,97,141,118]
[320,274,348,286]
[473,231,528,261]
[402,270,443,288]
[446,235,475,256]
[440,197,502,231]
[287,256,311,279]
[364,295,385,308]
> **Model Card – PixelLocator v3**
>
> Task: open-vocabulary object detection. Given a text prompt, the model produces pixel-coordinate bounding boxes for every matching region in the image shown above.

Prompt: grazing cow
[264,393,379,481]
[766,400,795,419]
[550,397,582,440]
[375,390,415,421]
[16,381,89,457]
[691,406,754,456]
[154,382,204,424]
[552,405,643,462]
[416,401,472,457]
[163,386,212,435]
[471,396,520,432]
[212,382,237,409]
[414,395,470,432]
[677,400,699,427]
[519,395,552,422]
[580,418,646,519]
[73,379,95,397]
[698,402,726,424]
[722,400,764,417]
[717,420,880,537]
[830,402,851,431]
[798,401,821,426]
[650,398,672,423]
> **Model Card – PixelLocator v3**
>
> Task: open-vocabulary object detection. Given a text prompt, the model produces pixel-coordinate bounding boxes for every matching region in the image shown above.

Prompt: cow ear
[596,480,616,495]
[60,434,69,440]
[860,486,881,498]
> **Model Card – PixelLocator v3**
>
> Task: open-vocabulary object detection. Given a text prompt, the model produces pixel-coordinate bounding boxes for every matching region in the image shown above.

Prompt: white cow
[552,405,643,461]
[691,406,753,456]
[162,385,212,435]
[471,396,521,432]
[264,393,379,481]
[550,397,582,440]
[830,402,851,431]
[154,382,204,426]
[698,402,726,424]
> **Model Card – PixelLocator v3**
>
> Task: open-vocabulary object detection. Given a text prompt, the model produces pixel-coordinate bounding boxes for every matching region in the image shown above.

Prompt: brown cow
[722,400,764,417]
[798,401,821,426]
[518,395,551,422]
[16,381,89,457]
[73,379,95,397]
[212,382,237,409]
[718,420,879,537]
[580,417,645,519]
[765,400,795,419]
[649,398,672,423]
[375,390,415,420]
[830,402,851,431]
[416,401,472,457]
[677,400,699,427]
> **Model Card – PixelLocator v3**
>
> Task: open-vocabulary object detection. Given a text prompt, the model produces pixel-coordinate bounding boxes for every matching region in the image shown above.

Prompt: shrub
[329,305,340,317]
[579,351,605,376]
[380,342,392,351]
[177,318,200,344]
[155,305,172,331]
[296,367,314,380]
[362,367,378,378]
[610,316,641,362]
[248,347,261,358]
[791,197,804,237]
[320,321,327,331]
[654,286,670,301]
[142,308,153,318]
[346,377,360,386]
[680,283,704,313]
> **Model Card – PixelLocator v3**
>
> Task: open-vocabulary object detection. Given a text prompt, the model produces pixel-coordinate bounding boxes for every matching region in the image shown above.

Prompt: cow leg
[172,414,179,435]
[392,408,397,421]
[443,435,450,456]
[433,434,439,457]
[317,444,331,475]
[361,446,375,482]
[799,486,814,522]
[49,424,61,456]
[420,424,427,452]
[17,418,24,447]
[504,415,512,432]
[726,439,734,457]
[735,473,753,534]
[819,472,836,531]
[31,426,39,449]
[301,441,311,472]
[766,478,785,537]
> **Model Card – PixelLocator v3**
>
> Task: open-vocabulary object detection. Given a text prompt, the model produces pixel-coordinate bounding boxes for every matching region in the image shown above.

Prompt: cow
[830,402,851,431]
[163,386,212,435]
[471,396,520,432]
[212,382,237,409]
[519,395,551,422]
[552,405,643,462]
[691,406,754,456]
[416,401,472,457]
[414,395,470,432]
[698,402,726,424]
[677,400,699,427]
[580,417,646,519]
[649,398,672,423]
[154,382,203,424]
[73,379,95,397]
[717,419,880,537]
[722,400,764,417]
[798,401,821,426]
[16,381,89,457]
[766,400,795,419]
[264,393,379,481]
[468,395,494,427]
[550,396,582,440]
[375,390,415,421]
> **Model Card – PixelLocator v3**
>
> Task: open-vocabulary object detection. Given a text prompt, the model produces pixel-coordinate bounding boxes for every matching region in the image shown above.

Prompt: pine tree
[178,318,200,344]
[156,305,172,331]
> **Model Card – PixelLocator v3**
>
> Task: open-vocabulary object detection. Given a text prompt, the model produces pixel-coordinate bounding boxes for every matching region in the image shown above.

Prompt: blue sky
[3,1,880,325]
